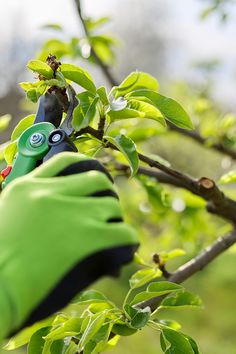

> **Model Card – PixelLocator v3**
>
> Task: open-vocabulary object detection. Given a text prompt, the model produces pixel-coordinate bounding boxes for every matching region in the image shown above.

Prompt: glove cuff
[0,280,14,341]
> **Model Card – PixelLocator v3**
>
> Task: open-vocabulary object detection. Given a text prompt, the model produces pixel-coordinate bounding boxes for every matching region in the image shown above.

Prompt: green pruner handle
[3,122,55,188]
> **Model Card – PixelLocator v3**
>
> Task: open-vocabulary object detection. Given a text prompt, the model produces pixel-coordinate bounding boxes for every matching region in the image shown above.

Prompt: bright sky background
[1,0,236,106]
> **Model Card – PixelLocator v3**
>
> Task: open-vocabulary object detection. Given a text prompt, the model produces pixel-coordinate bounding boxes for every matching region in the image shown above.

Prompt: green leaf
[130,281,183,305]
[90,35,116,65]
[85,17,110,32]
[0,114,11,132]
[161,327,195,354]
[19,81,41,91]
[129,268,162,289]
[159,249,186,262]
[107,100,166,127]
[219,170,236,184]
[72,96,99,130]
[44,317,83,341]
[112,323,137,336]
[115,72,159,97]
[126,90,193,129]
[104,134,139,177]
[4,141,17,165]
[60,64,96,93]
[124,304,151,329]
[26,84,47,103]
[64,341,78,354]
[50,340,66,354]
[158,320,181,331]
[128,99,166,126]
[133,253,148,266]
[72,289,109,305]
[41,23,63,31]
[97,86,109,105]
[26,89,39,103]
[4,318,53,350]
[160,291,203,309]
[44,71,67,89]
[27,60,54,79]
[37,39,70,61]
[11,114,35,141]
[89,322,113,353]
[184,335,201,354]
[27,327,51,354]
[78,312,107,351]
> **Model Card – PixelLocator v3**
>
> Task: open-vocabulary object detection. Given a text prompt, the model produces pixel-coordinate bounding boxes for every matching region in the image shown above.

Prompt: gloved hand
[0,152,138,340]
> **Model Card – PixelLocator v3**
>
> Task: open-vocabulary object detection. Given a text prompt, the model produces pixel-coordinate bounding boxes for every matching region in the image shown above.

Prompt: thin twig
[74,0,118,87]
[137,229,236,311]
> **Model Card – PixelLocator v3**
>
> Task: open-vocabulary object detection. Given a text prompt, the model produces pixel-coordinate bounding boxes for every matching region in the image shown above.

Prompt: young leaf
[184,334,201,354]
[27,327,51,354]
[0,114,11,132]
[124,304,151,329]
[44,70,67,88]
[78,312,107,351]
[11,115,35,141]
[160,291,203,309]
[97,86,109,105]
[126,90,193,129]
[159,249,186,262]
[72,96,99,131]
[26,84,47,103]
[88,322,113,353]
[64,341,78,354]
[50,340,66,354]
[3,318,53,350]
[27,60,54,79]
[38,39,70,61]
[44,317,83,341]
[115,72,159,97]
[4,141,17,165]
[219,170,236,184]
[104,134,139,176]
[130,281,183,305]
[158,320,181,331]
[128,99,166,126]
[60,64,96,93]
[85,17,110,32]
[112,323,137,336]
[72,289,109,305]
[129,268,162,289]
[161,327,195,354]
[107,101,166,127]
[90,35,116,65]
[19,81,42,91]
[41,23,63,31]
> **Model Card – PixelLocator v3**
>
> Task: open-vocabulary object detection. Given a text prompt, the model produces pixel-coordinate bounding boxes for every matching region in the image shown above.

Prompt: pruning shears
[1,86,78,188]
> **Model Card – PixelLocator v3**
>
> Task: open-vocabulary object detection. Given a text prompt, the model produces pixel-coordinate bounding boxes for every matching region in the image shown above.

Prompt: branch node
[198,177,215,189]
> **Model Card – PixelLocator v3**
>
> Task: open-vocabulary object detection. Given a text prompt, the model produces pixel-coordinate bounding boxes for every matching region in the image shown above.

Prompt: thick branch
[74,0,118,87]
[114,161,236,225]
[138,229,236,311]
[75,128,236,224]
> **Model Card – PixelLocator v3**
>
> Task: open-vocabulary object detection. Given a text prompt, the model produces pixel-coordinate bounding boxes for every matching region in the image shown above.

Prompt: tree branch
[137,229,236,311]
[168,122,236,160]
[73,0,118,87]
[114,162,236,224]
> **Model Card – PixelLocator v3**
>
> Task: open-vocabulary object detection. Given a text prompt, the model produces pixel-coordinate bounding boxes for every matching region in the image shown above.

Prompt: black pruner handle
[43,129,77,163]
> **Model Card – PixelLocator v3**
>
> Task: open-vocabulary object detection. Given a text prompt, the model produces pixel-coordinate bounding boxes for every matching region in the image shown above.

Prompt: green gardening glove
[0,152,139,340]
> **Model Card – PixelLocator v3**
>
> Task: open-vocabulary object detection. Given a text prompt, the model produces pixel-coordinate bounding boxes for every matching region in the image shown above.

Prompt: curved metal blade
[60,85,79,136]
